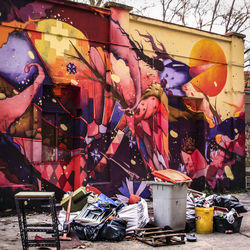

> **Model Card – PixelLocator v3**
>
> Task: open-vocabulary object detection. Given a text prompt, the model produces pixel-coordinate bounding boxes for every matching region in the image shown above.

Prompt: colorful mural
[0,0,245,209]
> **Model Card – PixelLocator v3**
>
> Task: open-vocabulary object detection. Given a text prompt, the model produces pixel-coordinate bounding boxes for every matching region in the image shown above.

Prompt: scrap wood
[136,226,163,232]
[124,233,136,241]
[139,229,175,237]
[134,227,186,247]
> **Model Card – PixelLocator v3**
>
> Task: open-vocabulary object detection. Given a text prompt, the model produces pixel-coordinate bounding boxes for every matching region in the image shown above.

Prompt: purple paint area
[17,1,52,22]
[0,31,42,91]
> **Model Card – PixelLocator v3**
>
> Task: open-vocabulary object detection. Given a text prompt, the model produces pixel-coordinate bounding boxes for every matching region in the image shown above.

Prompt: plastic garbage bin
[195,206,214,234]
[150,181,190,230]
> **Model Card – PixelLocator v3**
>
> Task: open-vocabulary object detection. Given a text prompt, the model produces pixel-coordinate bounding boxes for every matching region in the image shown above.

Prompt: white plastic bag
[58,210,80,231]
[117,198,149,232]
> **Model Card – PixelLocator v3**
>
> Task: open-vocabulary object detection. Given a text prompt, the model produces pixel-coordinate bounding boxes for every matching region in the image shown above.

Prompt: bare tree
[156,0,249,35]
[158,0,192,24]
[209,0,221,32]
[222,0,250,34]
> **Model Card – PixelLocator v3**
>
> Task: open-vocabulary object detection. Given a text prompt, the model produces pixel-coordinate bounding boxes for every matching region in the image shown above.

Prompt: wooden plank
[152,233,185,239]
[139,229,175,236]
[15,191,55,198]
[135,227,162,232]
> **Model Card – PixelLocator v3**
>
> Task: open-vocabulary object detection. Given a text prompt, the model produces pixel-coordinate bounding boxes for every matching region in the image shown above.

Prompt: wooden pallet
[135,227,186,247]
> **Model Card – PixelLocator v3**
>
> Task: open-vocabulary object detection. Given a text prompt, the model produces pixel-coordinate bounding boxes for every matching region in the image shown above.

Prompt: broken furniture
[15,191,60,250]
[135,227,186,247]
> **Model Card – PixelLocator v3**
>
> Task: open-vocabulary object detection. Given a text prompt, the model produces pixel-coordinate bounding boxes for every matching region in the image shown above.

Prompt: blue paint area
[118,179,151,199]
[0,133,38,187]
[139,137,148,162]
[159,59,192,96]
[108,102,124,130]
[133,180,141,195]
[42,87,66,113]
[208,117,245,140]
[139,185,151,199]
[0,31,52,93]
[81,98,94,123]
[118,180,130,198]
[73,118,87,142]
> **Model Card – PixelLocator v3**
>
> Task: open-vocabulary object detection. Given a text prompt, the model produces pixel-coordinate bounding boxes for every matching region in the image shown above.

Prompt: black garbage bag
[99,218,127,241]
[72,218,127,242]
[72,221,105,241]
[214,195,247,213]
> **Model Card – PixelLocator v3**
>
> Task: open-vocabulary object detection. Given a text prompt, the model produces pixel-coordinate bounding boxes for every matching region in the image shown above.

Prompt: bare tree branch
[209,0,220,31]
[225,0,236,33]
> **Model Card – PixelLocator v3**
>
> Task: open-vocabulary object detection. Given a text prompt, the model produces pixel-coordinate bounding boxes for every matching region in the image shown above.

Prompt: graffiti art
[0,0,245,208]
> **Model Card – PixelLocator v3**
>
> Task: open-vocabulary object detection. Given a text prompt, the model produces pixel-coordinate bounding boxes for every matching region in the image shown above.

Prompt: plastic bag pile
[59,186,149,241]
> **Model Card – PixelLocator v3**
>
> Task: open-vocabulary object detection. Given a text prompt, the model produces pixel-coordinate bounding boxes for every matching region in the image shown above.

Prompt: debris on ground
[186,188,248,234]
[13,180,249,248]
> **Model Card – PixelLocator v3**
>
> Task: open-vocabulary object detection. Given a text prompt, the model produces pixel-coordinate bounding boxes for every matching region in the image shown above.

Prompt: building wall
[245,72,250,168]
[0,0,245,208]
[246,90,250,168]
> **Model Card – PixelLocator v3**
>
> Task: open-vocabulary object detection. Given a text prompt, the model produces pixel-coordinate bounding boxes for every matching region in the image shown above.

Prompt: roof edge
[104,1,133,11]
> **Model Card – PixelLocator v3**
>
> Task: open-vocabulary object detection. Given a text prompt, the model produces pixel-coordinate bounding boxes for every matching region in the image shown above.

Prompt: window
[42,112,72,162]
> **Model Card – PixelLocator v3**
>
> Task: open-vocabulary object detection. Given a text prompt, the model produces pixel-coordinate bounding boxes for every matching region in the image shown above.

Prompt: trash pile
[58,186,149,242]
[57,173,248,246]
[186,189,248,234]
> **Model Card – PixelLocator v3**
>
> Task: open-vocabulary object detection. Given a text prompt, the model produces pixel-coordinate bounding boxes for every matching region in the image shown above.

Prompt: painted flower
[90,148,101,162]
[116,177,151,202]
[66,63,77,74]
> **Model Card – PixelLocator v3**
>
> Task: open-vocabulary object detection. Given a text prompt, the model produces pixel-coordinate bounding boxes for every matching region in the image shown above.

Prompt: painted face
[159,59,191,89]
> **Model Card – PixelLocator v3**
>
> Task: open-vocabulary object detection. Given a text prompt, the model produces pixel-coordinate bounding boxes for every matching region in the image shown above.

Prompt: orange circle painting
[189,39,227,97]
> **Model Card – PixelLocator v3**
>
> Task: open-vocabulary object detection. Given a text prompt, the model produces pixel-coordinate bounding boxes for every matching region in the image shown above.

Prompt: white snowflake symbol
[67,62,77,74]
[90,148,101,162]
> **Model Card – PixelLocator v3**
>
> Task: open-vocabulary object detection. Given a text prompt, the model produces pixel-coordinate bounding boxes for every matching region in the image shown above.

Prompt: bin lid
[152,169,192,183]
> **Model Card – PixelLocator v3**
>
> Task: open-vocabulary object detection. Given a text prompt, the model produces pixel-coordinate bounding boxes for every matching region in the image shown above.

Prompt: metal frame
[15,192,60,250]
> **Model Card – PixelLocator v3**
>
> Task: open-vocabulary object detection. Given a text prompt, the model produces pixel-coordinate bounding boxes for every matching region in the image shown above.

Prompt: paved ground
[0,191,250,249]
